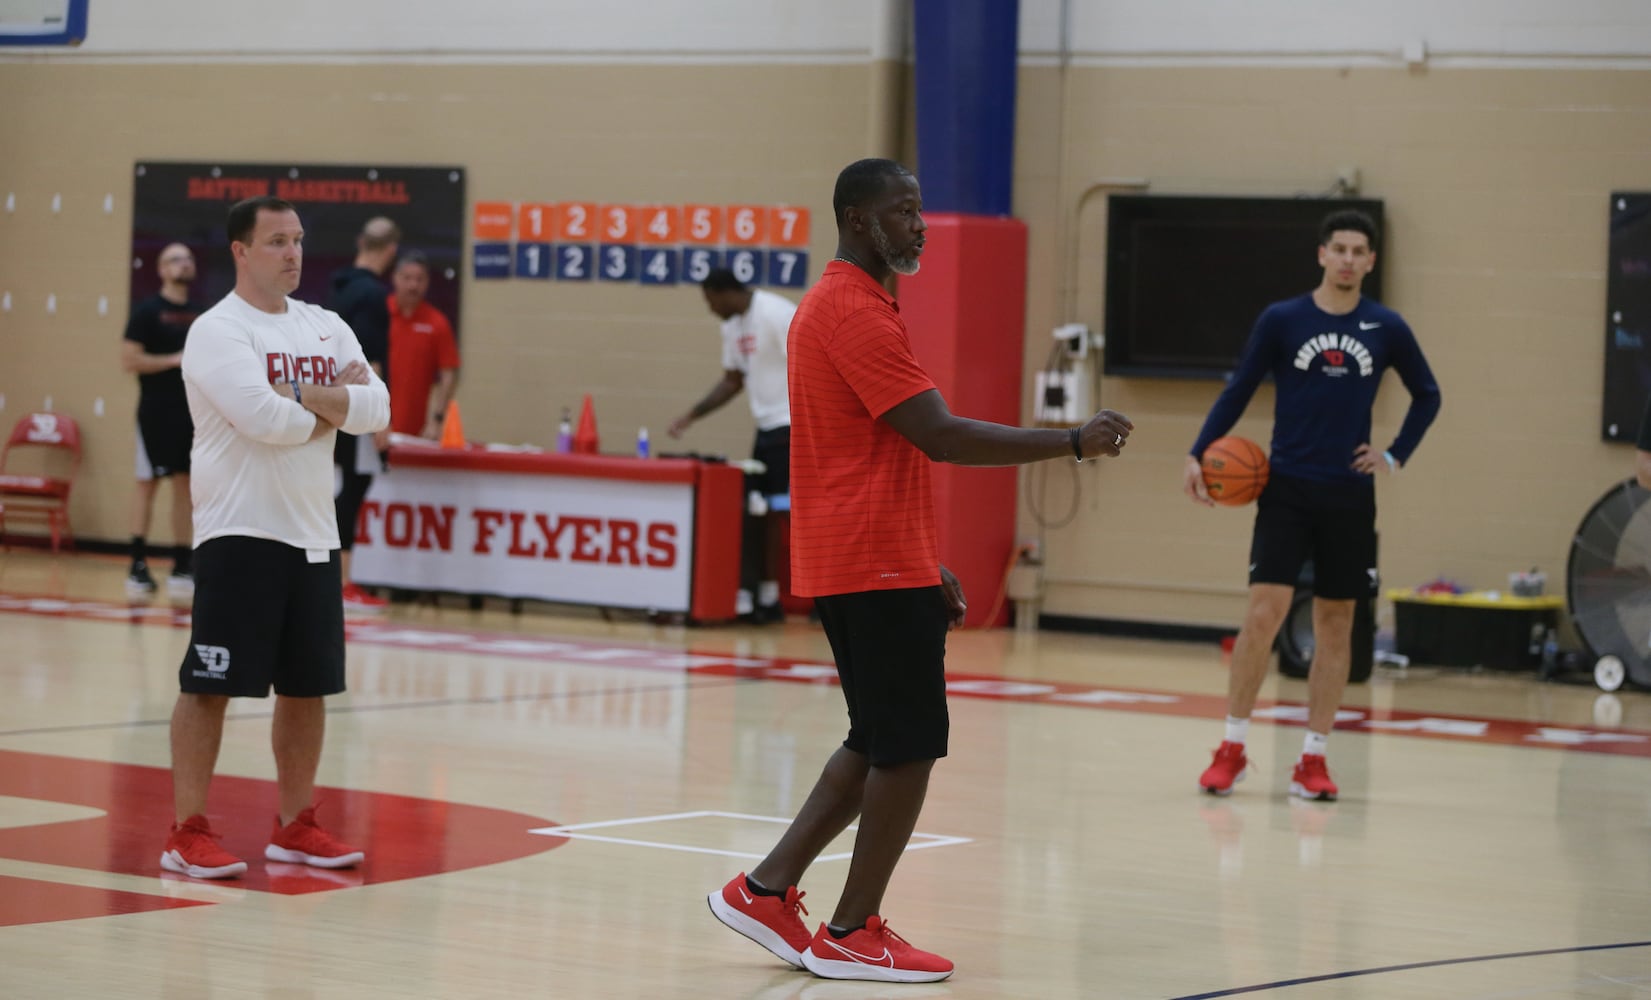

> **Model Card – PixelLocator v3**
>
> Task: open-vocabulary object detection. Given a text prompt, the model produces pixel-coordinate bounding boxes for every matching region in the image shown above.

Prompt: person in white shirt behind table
[159,195,390,880]
[668,268,797,623]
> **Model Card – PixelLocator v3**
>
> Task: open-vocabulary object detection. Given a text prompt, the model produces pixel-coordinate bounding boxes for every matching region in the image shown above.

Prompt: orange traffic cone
[439,399,466,449]
[573,394,599,454]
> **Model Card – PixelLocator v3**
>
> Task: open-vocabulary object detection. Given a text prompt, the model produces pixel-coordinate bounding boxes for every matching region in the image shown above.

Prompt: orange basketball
[1200,436,1269,506]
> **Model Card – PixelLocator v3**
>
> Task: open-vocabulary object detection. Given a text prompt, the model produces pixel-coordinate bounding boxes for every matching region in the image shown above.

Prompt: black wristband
[1070,426,1083,462]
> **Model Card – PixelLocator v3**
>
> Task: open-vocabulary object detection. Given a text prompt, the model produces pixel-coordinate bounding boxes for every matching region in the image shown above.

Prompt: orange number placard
[598,204,641,243]
[472,201,514,241]
[517,202,556,242]
[638,206,680,245]
[725,205,767,246]
[767,206,811,247]
[555,202,597,241]
[683,205,724,245]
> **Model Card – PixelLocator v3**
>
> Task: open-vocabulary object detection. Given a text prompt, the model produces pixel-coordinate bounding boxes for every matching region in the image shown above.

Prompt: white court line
[529,810,970,863]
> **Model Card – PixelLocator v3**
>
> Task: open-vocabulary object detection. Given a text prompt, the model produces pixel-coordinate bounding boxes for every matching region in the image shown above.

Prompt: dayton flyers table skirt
[350,445,743,620]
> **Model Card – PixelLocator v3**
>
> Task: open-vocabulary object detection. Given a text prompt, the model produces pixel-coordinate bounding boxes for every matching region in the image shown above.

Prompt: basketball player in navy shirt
[1185,210,1441,801]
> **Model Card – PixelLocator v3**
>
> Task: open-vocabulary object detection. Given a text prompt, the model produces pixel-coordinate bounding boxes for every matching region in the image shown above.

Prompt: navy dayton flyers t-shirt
[1191,293,1441,486]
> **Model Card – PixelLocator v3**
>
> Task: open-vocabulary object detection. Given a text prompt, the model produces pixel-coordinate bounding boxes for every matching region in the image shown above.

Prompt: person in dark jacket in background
[326,216,398,611]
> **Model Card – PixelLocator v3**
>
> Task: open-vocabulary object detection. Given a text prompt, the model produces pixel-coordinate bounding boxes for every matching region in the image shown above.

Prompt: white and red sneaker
[265,805,365,868]
[160,814,247,879]
[708,873,812,968]
[342,583,387,613]
[1290,753,1339,801]
[800,916,954,983]
[1199,740,1248,795]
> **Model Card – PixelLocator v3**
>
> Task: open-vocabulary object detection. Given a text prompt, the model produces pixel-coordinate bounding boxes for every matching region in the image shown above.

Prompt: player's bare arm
[670,370,745,438]
[883,389,1131,466]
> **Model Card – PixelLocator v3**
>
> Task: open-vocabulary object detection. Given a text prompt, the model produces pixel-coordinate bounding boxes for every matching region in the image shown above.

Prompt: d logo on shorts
[194,644,231,673]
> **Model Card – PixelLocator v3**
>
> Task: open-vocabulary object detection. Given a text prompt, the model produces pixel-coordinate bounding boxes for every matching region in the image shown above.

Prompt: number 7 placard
[767,206,810,247]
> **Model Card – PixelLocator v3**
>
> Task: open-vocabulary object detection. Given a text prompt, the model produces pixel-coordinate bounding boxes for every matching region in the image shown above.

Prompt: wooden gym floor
[1,549,1648,999]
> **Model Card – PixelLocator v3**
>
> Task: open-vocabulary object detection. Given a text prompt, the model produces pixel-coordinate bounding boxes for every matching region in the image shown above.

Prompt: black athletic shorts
[137,408,193,479]
[180,536,346,698]
[1249,474,1376,600]
[749,425,791,498]
[814,585,949,766]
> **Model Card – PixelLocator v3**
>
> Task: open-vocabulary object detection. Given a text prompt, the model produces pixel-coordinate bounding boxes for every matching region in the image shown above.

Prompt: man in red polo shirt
[385,250,460,439]
[707,158,1135,983]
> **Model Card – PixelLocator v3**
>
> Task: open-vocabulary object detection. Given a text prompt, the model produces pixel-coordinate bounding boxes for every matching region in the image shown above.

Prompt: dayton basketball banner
[350,465,697,611]
[129,161,465,332]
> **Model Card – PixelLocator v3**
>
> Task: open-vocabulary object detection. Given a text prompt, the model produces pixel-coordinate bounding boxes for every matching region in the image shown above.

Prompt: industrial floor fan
[1566,479,1651,692]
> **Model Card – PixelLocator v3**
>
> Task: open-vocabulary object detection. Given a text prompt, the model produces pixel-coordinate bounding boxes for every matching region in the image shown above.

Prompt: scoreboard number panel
[682,248,722,284]
[598,244,639,282]
[726,205,767,247]
[766,250,808,288]
[683,205,724,245]
[639,248,679,286]
[517,202,556,242]
[726,248,764,285]
[556,244,594,281]
[515,242,553,280]
[555,202,597,242]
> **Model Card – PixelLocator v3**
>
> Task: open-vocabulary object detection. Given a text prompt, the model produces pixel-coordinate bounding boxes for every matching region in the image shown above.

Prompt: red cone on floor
[573,394,600,454]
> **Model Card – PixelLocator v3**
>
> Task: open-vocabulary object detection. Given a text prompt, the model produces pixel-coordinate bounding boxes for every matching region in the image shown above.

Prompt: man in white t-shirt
[668,268,796,623]
[159,195,391,880]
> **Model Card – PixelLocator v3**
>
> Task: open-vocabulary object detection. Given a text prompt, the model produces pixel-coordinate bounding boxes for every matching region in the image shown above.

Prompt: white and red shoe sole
[706,889,805,968]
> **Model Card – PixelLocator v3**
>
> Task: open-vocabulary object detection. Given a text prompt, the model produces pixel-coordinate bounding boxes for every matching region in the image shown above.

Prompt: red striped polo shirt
[787,260,939,597]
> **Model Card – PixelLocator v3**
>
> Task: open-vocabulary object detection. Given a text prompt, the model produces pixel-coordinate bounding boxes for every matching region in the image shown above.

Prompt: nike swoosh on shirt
[319,334,333,341]
[1358,321,1381,330]
[820,939,895,967]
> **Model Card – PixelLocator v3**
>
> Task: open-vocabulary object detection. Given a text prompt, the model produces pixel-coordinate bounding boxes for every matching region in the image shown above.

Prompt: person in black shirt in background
[326,216,398,612]
[1185,210,1441,802]
[121,242,203,597]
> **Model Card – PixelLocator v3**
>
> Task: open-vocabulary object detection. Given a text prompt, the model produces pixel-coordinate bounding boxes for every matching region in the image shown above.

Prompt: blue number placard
[726,249,764,286]
[766,250,809,288]
[556,245,594,281]
[639,248,679,286]
[473,242,512,280]
[515,242,553,280]
[598,245,639,282]
[682,248,722,284]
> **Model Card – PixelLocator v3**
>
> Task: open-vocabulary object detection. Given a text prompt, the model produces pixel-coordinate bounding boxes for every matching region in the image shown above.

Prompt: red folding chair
[0,412,82,552]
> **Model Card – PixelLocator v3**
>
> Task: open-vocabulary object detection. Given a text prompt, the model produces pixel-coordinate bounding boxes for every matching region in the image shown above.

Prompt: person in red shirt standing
[386,250,460,439]
[707,158,1135,983]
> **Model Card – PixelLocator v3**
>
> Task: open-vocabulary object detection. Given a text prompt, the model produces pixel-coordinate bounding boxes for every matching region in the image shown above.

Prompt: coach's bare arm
[882,389,1132,467]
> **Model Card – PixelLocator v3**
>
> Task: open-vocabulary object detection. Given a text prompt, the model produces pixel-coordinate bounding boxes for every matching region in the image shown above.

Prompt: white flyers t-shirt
[183,291,391,551]
[719,288,796,432]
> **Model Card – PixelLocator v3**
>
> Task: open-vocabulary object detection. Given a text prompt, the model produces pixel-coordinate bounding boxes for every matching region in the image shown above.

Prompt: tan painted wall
[2,59,1646,630]
[1014,66,1651,627]
[0,61,875,552]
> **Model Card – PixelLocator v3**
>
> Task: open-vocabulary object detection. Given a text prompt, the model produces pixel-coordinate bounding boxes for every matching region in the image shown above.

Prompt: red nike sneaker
[160,814,247,880]
[800,916,953,983]
[707,872,812,968]
[265,805,365,868]
[1290,753,1339,801]
[1199,740,1248,795]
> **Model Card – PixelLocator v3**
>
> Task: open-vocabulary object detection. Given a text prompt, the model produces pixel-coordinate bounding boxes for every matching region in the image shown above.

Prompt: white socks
[1222,719,1329,758]
[757,580,780,606]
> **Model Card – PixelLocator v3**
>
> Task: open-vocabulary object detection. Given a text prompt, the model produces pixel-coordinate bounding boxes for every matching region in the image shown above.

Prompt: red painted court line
[0,750,565,896]
[0,873,208,927]
[4,591,1649,759]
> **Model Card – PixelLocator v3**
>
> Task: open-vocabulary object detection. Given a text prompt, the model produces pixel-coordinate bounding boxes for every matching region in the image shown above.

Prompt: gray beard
[870,218,920,276]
